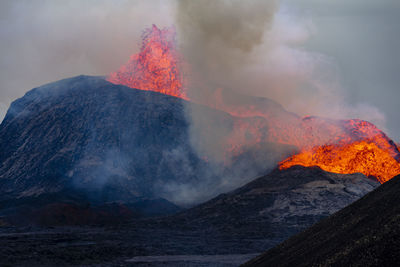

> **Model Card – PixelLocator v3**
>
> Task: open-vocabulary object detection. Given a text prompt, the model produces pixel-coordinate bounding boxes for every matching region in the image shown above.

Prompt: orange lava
[108,25,186,99]
[279,141,400,183]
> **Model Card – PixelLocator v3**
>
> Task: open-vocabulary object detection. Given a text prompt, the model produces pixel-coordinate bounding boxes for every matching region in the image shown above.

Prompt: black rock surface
[243,175,400,267]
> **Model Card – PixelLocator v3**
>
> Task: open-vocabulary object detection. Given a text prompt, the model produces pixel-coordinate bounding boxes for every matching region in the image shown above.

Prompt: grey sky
[1,0,399,140]
[286,0,400,139]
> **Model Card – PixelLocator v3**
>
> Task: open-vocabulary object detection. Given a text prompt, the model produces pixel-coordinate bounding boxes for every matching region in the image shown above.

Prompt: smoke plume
[175,1,384,123]
[175,0,278,100]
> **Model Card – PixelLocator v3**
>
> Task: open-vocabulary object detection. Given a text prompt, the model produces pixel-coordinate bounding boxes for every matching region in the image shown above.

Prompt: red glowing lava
[279,119,400,183]
[108,25,186,99]
[279,141,400,183]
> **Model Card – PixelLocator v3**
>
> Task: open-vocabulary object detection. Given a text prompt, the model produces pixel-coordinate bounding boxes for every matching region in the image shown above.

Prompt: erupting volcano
[108,24,400,185]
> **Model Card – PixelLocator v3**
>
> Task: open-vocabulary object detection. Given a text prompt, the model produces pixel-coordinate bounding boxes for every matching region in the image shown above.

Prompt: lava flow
[279,120,400,184]
[108,25,186,99]
[279,141,400,183]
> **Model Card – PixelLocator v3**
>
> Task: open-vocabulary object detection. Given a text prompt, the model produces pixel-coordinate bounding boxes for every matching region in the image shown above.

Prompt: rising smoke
[174,0,384,125]
[175,0,278,100]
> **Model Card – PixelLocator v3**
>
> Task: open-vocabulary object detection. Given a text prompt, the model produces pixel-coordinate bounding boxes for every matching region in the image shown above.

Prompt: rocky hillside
[243,174,400,267]
[167,165,379,251]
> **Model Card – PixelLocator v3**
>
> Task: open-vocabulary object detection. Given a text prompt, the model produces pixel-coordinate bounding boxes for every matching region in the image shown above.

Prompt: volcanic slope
[0,75,296,220]
[243,174,400,267]
[0,75,194,200]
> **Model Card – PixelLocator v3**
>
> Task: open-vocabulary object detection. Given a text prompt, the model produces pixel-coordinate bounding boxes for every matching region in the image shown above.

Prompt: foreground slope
[0,167,379,266]
[244,174,400,267]
[167,166,379,251]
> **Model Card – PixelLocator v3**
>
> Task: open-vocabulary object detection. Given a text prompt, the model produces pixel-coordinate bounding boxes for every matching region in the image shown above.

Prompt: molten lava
[279,139,400,184]
[108,25,186,99]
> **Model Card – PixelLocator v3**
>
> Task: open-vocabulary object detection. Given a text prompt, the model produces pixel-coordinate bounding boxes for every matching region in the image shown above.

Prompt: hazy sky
[0,0,399,140]
[286,0,400,139]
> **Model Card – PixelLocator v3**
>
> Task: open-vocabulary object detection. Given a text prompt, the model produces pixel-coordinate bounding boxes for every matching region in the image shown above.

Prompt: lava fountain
[108,25,187,99]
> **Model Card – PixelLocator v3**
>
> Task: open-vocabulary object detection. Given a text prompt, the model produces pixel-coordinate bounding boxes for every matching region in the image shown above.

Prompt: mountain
[243,174,400,267]
[0,75,295,220]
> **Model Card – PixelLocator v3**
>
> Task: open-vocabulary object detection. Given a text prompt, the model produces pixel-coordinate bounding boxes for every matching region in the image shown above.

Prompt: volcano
[0,74,387,265]
[1,22,399,266]
[1,24,397,224]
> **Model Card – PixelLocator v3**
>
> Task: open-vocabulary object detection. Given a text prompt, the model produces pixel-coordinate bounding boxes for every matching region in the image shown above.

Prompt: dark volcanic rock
[168,166,379,250]
[0,166,379,266]
[243,175,400,267]
[0,75,196,204]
